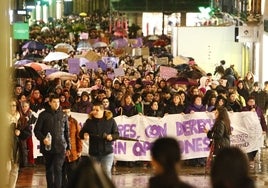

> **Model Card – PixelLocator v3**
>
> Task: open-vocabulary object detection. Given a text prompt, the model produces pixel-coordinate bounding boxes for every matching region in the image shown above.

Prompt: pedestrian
[210,147,255,188]
[62,105,83,188]
[17,101,37,167]
[34,93,71,188]
[204,106,231,156]
[149,137,194,188]
[79,101,119,178]
[7,99,21,188]
[204,106,231,173]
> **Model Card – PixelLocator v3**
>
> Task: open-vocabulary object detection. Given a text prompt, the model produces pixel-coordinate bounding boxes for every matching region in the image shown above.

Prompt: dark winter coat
[17,110,37,140]
[34,106,71,154]
[146,108,165,117]
[250,90,268,113]
[79,110,119,156]
[117,105,138,117]
[164,103,185,114]
[207,120,230,155]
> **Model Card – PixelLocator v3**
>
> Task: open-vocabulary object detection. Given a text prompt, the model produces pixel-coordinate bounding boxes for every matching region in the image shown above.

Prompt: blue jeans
[91,153,114,178]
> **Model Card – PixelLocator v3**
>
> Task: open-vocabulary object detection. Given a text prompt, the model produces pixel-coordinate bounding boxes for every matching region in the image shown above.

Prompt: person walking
[204,106,231,173]
[79,101,119,178]
[62,105,83,188]
[204,106,231,156]
[34,93,71,188]
[17,101,37,167]
[149,137,194,188]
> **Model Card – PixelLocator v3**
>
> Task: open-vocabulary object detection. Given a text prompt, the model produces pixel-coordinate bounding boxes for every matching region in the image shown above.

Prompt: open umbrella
[14,59,32,66]
[41,26,50,33]
[77,41,92,51]
[110,38,128,49]
[22,40,45,50]
[13,66,40,78]
[43,52,69,62]
[22,53,44,61]
[54,43,75,53]
[46,71,77,81]
[167,77,192,86]
[25,62,52,71]
[92,41,107,48]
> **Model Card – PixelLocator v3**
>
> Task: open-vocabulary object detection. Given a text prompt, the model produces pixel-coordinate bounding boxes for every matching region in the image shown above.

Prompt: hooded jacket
[34,106,71,154]
[79,110,119,156]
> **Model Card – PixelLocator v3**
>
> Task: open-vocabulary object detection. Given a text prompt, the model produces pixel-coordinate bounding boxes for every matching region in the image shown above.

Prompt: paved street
[16,148,268,188]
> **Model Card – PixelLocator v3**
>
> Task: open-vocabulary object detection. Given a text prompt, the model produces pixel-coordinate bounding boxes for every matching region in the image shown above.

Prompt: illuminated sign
[13,22,29,40]
[16,9,27,15]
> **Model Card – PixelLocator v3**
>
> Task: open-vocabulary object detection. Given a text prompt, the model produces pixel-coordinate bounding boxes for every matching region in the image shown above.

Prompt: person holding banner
[242,96,267,168]
[149,137,194,188]
[79,101,119,178]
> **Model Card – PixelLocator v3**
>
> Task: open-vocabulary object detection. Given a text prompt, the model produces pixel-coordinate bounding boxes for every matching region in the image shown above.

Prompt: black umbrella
[22,40,45,50]
[166,76,198,86]
[13,66,40,78]
[22,53,44,61]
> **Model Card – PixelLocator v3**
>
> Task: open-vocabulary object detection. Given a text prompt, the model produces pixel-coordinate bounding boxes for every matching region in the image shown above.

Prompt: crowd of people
[7,11,268,188]
[9,52,268,187]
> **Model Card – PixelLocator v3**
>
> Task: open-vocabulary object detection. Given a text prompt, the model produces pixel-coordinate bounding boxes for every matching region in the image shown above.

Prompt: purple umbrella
[110,38,128,49]
[14,59,32,66]
[22,40,45,50]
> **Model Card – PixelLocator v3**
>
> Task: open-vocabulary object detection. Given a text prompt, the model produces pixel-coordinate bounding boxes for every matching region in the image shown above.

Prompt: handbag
[205,140,215,175]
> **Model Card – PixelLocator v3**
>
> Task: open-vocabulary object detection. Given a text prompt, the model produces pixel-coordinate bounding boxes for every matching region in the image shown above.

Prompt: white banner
[33,112,263,161]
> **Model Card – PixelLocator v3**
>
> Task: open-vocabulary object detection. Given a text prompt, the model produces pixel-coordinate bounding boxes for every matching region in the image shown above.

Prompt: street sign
[13,22,29,40]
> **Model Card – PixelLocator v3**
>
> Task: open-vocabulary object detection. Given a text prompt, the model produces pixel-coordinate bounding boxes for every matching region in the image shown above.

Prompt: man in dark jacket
[79,101,119,178]
[34,94,71,188]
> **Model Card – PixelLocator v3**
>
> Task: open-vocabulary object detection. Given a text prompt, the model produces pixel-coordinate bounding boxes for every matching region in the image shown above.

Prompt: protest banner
[32,112,263,161]
[159,66,178,80]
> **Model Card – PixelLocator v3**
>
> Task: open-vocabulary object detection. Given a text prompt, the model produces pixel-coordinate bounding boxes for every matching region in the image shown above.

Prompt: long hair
[215,106,231,135]
[120,93,134,107]
[211,147,255,188]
